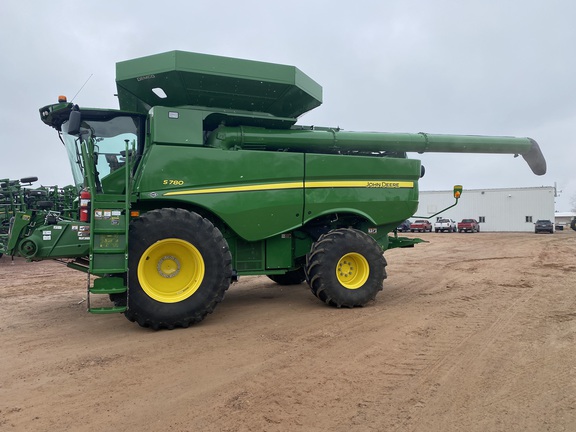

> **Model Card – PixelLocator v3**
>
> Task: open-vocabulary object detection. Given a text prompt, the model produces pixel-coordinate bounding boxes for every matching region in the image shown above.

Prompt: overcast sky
[1,1,575,211]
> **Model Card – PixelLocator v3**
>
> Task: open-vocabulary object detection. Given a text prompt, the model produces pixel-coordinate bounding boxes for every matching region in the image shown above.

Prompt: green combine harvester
[6,51,546,329]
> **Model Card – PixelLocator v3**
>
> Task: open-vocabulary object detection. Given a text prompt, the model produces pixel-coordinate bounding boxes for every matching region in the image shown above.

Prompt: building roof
[554,211,576,217]
[422,186,555,193]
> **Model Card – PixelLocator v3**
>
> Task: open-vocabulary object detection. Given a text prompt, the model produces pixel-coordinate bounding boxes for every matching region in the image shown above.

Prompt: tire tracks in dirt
[2,232,575,431]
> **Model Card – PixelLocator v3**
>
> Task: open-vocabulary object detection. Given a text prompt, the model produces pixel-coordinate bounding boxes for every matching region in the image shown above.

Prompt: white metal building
[416,186,556,232]
[554,211,576,230]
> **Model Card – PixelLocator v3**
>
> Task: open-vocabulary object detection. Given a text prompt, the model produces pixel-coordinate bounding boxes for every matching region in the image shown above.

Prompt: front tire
[305,228,386,308]
[126,208,232,329]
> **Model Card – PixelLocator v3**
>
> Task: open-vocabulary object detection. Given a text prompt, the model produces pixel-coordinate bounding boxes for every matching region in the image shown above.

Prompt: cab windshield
[61,113,144,189]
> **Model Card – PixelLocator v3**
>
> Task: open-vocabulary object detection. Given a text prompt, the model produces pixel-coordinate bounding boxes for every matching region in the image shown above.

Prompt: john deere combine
[6,51,546,329]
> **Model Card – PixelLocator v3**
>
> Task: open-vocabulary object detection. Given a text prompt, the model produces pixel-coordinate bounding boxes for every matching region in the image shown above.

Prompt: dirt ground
[1,230,575,432]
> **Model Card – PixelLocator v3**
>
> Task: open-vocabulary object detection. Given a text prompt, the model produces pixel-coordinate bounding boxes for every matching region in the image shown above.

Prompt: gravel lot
[1,230,575,431]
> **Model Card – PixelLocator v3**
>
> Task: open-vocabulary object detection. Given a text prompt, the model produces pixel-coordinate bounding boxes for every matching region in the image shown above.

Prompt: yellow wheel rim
[336,252,369,289]
[137,238,205,303]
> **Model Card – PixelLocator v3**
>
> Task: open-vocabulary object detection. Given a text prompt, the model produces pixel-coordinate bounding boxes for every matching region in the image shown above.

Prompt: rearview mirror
[67,110,82,135]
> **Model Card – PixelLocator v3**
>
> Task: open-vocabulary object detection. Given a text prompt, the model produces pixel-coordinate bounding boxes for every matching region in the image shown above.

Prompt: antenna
[71,74,93,103]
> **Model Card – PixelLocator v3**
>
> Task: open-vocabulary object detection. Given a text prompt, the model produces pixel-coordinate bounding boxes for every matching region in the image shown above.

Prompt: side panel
[227,234,304,274]
[8,212,90,260]
[136,146,304,241]
[303,154,421,226]
[265,234,294,269]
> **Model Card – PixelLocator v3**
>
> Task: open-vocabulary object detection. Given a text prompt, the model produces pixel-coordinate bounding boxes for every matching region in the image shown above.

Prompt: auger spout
[206,126,546,175]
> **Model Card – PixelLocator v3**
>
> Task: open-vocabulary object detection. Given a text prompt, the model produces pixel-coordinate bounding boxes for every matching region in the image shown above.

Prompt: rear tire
[20,176,38,184]
[126,208,232,329]
[268,268,306,285]
[109,292,127,307]
[305,228,386,308]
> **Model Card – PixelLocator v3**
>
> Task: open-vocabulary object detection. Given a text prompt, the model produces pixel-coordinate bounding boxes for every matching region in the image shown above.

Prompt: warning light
[453,185,463,199]
[58,95,67,103]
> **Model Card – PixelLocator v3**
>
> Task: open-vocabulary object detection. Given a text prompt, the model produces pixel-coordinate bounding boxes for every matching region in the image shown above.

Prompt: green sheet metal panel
[303,153,421,226]
[265,234,294,269]
[135,145,305,241]
[116,50,322,119]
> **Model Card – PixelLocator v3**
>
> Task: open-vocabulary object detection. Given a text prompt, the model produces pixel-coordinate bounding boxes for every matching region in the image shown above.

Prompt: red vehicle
[458,219,480,233]
[410,219,432,232]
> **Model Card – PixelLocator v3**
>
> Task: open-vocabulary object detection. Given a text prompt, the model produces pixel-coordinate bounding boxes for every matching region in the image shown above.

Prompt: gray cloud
[1,0,574,209]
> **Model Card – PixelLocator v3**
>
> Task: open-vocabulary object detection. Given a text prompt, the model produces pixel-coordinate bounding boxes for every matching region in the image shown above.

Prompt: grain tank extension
[7,51,546,329]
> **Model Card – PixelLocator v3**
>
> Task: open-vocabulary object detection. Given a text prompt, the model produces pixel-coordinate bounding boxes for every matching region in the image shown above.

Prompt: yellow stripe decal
[163,180,414,196]
[164,182,303,196]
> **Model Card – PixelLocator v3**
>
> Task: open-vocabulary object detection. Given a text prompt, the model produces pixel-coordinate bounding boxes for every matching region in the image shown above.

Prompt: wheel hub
[157,255,181,278]
[338,260,355,278]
